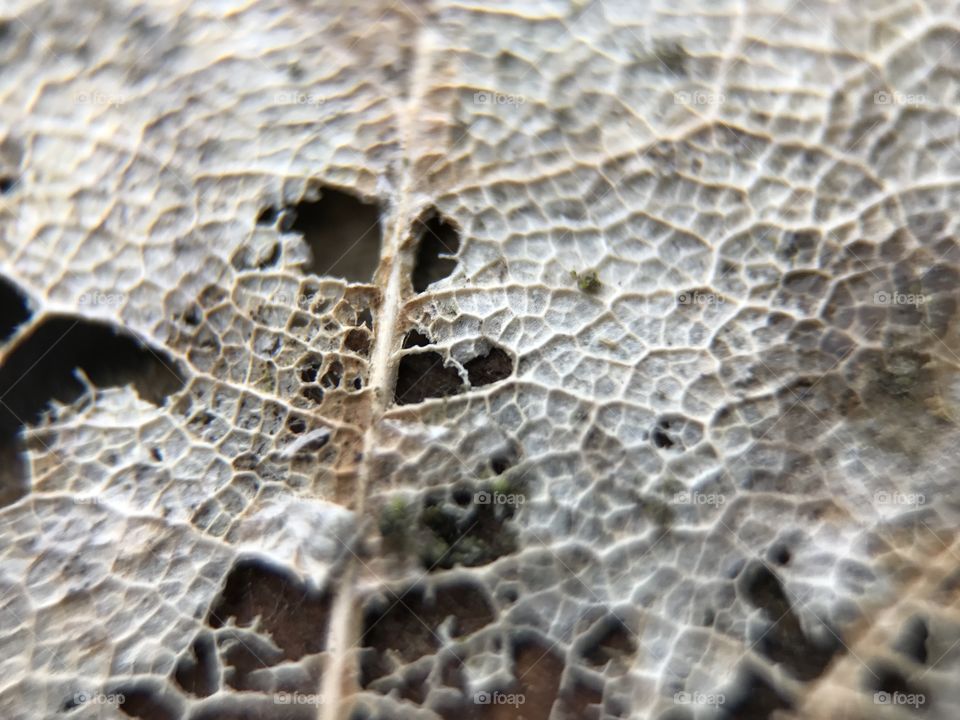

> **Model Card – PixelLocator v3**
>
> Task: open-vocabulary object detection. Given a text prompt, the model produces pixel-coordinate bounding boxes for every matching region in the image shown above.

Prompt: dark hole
[361,580,494,685]
[770,544,791,565]
[353,376,362,390]
[344,328,371,355]
[207,558,330,661]
[394,339,513,405]
[173,632,219,698]
[491,454,513,475]
[453,488,472,505]
[402,329,431,348]
[182,305,202,327]
[357,307,373,329]
[719,668,792,720]
[411,210,460,292]
[581,615,636,669]
[116,683,180,720]
[464,346,513,387]
[506,637,566,720]
[868,661,926,698]
[0,275,31,343]
[557,675,604,720]
[291,186,383,283]
[300,386,324,405]
[287,417,306,434]
[299,354,322,383]
[394,351,463,405]
[893,616,929,664]
[0,176,14,194]
[740,562,840,681]
[743,563,790,621]
[256,205,278,226]
[0,315,184,449]
[321,361,342,389]
[652,427,674,449]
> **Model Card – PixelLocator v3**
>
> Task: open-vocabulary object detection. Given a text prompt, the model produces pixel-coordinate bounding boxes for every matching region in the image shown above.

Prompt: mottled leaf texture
[1,1,960,719]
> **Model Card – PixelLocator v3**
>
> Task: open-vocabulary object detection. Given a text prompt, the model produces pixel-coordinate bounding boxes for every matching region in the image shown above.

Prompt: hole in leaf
[344,328,371,355]
[173,632,219,698]
[652,428,673,448]
[491,455,512,474]
[298,353,322,383]
[412,210,460,292]
[360,579,494,686]
[287,416,307,434]
[394,351,463,405]
[770,543,791,566]
[208,558,331,661]
[465,346,513,387]
[0,275,31,343]
[356,307,374,329]
[256,205,278,226]
[508,636,565,720]
[321,360,342,389]
[893,615,929,664]
[740,562,840,680]
[0,177,14,194]
[720,667,792,720]
[115,682,180,720]
[581,615,636,670]
[868,663,926,698]
[394,333,513,405]
[291,186,383,283]
[402,329,431,348]
[0,316,184,448]
[300,386,324,405]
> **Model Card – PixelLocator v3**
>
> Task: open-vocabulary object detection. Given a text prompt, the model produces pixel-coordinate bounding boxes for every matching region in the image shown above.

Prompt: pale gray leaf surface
[1,1,959,720]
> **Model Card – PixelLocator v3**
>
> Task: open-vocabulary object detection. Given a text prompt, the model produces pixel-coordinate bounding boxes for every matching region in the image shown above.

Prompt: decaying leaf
[1,1,960,719]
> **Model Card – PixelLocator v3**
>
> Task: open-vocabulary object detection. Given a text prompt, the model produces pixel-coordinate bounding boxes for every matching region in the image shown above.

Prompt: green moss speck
[571,269,602,293]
